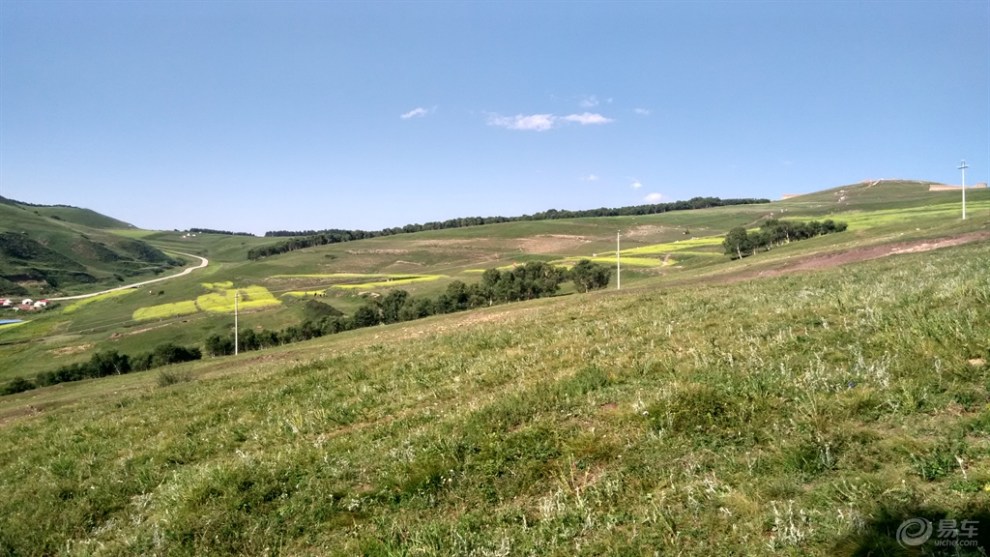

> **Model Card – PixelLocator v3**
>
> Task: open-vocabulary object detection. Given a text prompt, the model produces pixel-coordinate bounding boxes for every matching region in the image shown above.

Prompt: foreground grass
[1,241,989,555]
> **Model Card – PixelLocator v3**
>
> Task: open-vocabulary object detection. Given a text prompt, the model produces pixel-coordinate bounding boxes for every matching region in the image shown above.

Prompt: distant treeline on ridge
[188,228,256,237]
[252,196,770,260]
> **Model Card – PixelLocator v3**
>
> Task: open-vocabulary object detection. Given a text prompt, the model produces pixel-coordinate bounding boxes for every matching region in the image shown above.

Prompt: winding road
[47,252,209,301]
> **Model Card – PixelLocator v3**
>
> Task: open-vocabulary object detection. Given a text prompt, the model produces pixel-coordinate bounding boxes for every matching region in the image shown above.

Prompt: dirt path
[47,251,208,301]
[717,231,989,285]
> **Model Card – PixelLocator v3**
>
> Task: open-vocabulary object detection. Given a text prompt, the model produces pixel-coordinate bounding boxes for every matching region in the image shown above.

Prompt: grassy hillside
[0,198,182,296]
[0,181,986,383]
[0,235,987,555]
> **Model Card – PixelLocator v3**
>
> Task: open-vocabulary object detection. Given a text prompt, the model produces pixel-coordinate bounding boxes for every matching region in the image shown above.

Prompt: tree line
[188,228,256,237]
[722,219,848,259]
[251,197,770,259]
[1,343,202,395]
[2,260,612,395]
[205,260,613,356]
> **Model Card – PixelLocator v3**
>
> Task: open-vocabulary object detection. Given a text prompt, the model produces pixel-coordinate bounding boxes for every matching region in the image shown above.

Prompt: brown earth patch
[345,248,410,255]
[50,344,93,356]
[516,234,591,254]
[410,239,487,248]
[625,225,666,238]
[744,232,989,280]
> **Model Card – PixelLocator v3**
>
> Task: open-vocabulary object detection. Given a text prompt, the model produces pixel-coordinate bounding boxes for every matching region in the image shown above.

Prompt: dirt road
[47,252,209,301]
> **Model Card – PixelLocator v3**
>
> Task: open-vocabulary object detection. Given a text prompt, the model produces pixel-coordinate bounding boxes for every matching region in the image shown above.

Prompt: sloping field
[132,283,281,320]
[1,240,987,555]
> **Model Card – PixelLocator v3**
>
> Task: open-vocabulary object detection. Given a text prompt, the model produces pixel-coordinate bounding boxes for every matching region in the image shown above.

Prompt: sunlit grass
[132,300,199,320]
[132,284,281,320]
[282,290,328,298]
[62,289,135,314]
[197,285,280,313]
[789,200,990,230]
[621,235,724,256]
[1,240,988,555]
[271,273,393,279]
[331,275,445,289]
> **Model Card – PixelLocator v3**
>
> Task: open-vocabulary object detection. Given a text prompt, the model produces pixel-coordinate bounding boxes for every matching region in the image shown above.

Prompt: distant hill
[0,197,180,296]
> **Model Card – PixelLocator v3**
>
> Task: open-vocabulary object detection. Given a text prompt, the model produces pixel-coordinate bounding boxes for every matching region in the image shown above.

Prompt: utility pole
[958,160,969,220]
[616,231,621,291]
[234,290,239,356]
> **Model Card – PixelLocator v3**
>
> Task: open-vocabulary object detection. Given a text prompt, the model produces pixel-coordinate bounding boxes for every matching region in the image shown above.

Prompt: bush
[150,343,201,367]
[570,260,612,292]
[0,377,35,396]
[157,370,192,388]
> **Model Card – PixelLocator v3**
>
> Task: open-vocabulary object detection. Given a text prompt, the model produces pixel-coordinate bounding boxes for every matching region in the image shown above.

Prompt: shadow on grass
[834,503,990,556]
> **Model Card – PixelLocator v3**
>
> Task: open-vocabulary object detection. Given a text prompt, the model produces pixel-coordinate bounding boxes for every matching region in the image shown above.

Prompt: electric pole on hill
[616,231,621,291]
[958,160,969,220]
[234,290,239,356]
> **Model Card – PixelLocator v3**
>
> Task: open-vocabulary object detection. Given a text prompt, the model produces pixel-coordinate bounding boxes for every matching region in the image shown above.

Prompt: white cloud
[487,113,555,131]
[486,111,614,131]
[579,95,599,108]
[634,108,651,116]
[583,174,600,182]
[630,180,643,189]
[400,107,430,120]
[644,192,663,203]
[561,112,614,125]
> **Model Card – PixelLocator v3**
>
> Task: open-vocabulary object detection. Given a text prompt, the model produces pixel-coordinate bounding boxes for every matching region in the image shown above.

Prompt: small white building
[21,298,33,306]
[33,300,48,309]
[0,298,11,307]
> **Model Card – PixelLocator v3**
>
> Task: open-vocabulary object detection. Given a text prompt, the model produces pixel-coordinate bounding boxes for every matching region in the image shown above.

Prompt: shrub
[0,377,35,396]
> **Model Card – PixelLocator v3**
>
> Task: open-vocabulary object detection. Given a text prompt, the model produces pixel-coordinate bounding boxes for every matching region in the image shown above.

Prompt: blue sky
[1,1,987,234]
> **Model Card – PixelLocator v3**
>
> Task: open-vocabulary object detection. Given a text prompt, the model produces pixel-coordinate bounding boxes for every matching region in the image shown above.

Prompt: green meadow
[0,180,988,554]
[0,233,987,555]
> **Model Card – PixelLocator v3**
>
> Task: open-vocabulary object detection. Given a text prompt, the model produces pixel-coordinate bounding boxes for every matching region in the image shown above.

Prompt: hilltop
[0,196,183,296]
[0,180,988,554]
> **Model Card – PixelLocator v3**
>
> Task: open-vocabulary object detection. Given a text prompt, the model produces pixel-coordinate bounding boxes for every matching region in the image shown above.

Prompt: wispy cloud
[487,113,556,131]
[630,180,643,189]
[644,192,663,203]
[579,95,599,108]
[400,107,431,120]
[487,112,613,131]
[582,174,600,182]
[634,108,651,116]
[562,112,614,125]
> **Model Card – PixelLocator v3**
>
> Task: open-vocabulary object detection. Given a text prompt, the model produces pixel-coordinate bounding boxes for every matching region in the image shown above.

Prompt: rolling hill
[0,180,988,555]
[0,196,183,296]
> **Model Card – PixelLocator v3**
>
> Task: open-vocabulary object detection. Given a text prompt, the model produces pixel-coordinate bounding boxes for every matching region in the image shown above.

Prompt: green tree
[723,227,750,259]
[570,259,612,292]
[380,290,410,324]
[352,304,380,328]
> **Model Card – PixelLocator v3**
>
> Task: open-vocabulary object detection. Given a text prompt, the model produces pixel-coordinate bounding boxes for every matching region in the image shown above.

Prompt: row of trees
[188,228,255,237]
[2,343,202,395]
[723,219,848,259]
[206,260,612,357]
[3,261,613,394]
[251,197,770,259]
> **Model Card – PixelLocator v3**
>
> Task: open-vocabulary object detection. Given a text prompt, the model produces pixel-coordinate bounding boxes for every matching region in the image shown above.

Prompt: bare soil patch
[516,234,591,254]
[50,344,93,356]
[751,232,989,279]
[345,248,409,255]
[625,225,667,238]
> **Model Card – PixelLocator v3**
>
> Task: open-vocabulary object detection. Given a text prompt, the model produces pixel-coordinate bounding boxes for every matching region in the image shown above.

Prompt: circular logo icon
[897,517,933,547]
